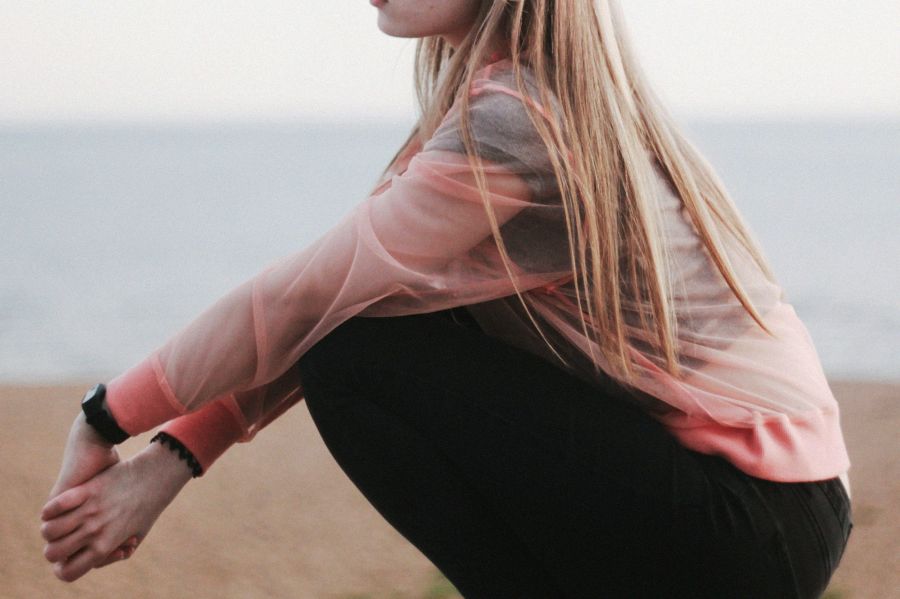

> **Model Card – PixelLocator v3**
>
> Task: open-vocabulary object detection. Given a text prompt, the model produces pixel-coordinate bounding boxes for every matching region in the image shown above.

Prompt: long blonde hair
[382,0,778,385]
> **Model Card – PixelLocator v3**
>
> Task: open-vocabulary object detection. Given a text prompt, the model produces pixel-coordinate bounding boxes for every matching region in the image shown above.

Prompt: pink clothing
[106,57,850,492]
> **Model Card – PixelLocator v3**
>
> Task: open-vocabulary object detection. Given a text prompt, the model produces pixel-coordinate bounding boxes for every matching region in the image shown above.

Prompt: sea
[1,118,898,384]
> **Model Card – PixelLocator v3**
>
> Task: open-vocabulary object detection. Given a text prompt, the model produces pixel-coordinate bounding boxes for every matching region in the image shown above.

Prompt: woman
[40,1,853,597]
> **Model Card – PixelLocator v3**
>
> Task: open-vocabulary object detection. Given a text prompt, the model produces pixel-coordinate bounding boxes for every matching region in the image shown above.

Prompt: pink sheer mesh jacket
[105,57,851,494]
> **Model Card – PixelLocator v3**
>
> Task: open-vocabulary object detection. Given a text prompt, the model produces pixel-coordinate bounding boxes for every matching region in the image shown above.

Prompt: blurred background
[0,0,897,383]
[1,2,897,598]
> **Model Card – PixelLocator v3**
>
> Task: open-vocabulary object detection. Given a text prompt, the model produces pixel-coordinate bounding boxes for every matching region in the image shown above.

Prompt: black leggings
[295,308,852,598]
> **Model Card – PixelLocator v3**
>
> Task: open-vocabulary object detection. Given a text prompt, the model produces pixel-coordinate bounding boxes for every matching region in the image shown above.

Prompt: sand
[1,379,897,599]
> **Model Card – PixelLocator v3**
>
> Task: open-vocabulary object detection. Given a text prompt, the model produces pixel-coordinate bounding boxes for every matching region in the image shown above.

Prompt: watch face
[82,383,102,405]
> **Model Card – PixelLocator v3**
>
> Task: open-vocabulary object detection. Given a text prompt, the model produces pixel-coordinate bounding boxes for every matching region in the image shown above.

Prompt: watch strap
[82,383,130,445]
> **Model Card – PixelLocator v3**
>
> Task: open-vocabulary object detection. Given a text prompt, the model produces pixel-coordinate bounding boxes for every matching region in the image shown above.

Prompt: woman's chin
[375,16,433,40]
[376,23,413,39]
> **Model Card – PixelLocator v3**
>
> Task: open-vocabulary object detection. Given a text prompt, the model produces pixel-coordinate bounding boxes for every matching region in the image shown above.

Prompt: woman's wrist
[150,432,203,478]
[73,411,116,449]
[140,438,195,491]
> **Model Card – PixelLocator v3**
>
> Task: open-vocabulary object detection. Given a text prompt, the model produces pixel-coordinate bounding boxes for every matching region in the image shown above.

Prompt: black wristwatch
[81,383,130,445]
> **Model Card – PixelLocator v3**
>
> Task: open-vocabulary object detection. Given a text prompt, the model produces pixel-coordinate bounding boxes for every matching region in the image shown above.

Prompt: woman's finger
[43,518,100,563]
[53,544,104,583]
[94,547,127,568]
[40,503,90,542]
[95,534,139,568]
[41,485,89,521]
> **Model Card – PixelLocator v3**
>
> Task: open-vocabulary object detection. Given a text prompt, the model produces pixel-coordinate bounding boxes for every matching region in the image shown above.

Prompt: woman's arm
[40,63,570,582]
[104,83,569,444]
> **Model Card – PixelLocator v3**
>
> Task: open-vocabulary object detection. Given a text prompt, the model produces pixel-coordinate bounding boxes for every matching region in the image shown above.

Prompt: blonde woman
[40,2,852,597]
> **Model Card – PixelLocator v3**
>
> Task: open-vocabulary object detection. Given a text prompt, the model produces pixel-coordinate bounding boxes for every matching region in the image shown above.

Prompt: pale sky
[1,1,897,124]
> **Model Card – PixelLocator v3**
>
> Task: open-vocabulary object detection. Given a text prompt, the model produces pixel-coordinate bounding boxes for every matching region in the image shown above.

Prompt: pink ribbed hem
[158,398,245,474]
[106,356,184,436]
[663,406,851,482]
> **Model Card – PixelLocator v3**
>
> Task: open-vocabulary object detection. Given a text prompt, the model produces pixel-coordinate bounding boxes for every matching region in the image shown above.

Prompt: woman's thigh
[295,309,814,597]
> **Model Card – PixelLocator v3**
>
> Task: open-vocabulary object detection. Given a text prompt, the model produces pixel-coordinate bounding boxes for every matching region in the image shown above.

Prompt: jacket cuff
[106,356,185,436]
[157,398,246,474]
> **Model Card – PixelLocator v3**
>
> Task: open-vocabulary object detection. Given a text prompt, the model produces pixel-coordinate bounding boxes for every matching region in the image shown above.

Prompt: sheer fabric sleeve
[149,362,306,474]
[105,62,572,442]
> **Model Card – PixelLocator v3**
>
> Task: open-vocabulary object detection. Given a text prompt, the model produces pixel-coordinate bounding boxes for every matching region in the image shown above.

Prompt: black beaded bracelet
[150,432,203,478]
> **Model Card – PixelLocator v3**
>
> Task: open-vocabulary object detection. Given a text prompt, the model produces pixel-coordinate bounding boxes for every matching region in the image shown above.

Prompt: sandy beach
[2,379,896,599]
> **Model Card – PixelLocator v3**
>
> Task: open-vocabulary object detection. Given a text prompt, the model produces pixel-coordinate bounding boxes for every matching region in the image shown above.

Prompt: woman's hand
[43,411,140,573]
[40,440,194,582]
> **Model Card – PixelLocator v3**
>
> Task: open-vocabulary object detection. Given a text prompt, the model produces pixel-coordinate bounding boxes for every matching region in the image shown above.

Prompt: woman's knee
[297,317,362,373]
[295,315,396,390]
[296,310,460,400]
